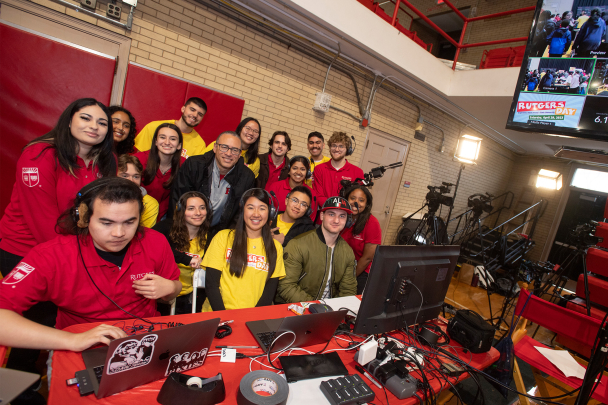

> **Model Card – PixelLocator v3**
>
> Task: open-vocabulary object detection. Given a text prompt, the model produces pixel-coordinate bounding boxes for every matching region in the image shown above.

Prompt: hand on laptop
[69,324,128,352]
[132,274,180,300]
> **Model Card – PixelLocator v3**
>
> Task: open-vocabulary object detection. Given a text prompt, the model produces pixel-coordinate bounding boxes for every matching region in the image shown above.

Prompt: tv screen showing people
[506,0,608,140]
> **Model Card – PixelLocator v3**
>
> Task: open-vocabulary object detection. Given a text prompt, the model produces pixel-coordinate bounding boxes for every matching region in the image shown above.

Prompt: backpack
[527,78,537,91]
[549,28,569,53]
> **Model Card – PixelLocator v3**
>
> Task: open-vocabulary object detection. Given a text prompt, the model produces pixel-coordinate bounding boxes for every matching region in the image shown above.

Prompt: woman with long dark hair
[341,185,382,294]
[201,188,285,311]
[153,191,211,314]
[266,155,317,219]
[109,106,137,156]
[202,117,262,177]
[0,98,115,399]
[134,123,185,220]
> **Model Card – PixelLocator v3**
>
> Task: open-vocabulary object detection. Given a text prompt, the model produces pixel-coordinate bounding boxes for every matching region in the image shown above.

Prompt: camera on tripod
[425,182,454,212]
[570,222,603,248]
[467,193,493,215]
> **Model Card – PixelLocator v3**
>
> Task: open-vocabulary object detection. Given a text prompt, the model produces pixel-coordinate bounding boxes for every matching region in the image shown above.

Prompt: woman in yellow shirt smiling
[202,188,285,311]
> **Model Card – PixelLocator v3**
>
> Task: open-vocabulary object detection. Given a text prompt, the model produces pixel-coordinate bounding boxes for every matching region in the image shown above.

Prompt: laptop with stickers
[77,318,220,399]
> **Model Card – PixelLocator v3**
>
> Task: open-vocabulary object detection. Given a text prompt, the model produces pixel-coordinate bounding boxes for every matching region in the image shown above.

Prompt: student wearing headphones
[201,188,285,311]
[0,178,181,351]
[313,132,364,209]
[341,184,382,294]
[134,123,186,221]
[269,186,316,247]
[276,196,356,304]
[117,155,159,228]
[265,155,317,220]
[153,191,211,314]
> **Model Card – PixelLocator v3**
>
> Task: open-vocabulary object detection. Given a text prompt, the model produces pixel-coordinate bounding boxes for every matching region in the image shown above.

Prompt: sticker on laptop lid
[107,334,158,374]
[164,348,208,376]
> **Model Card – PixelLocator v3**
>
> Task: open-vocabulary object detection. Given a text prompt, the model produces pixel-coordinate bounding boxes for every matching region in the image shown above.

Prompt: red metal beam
[452,20,468,70]
[441,0,468,21]
[398,0,459,48]
[391,0,401,26]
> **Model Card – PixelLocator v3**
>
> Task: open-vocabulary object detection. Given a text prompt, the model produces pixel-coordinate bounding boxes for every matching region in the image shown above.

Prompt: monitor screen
[505,0,608,141]
[353,245,460,335]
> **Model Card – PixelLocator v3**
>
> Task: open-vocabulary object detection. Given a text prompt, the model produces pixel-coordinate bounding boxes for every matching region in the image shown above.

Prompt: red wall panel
[122,63,245,145]
[0,22,115,216]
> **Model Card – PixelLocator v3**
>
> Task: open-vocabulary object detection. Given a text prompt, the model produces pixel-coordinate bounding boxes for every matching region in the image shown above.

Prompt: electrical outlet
[107,3,122,19]
[80,0,97,10]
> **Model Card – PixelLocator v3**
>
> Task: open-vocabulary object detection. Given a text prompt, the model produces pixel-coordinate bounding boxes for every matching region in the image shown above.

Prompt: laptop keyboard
[257,331,276,350]
[93,365,105,382]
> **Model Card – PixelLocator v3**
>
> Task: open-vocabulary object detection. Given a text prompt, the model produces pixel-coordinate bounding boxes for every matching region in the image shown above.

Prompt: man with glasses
[313,132,364,210]
[135,97,208,158]
[307,131,330,187]
[269,186,315,247]
[170,131,255,238]
[276,196,356,303]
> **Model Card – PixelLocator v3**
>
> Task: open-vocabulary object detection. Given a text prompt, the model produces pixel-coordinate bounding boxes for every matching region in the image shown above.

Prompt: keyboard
[93,365,104,383]
[256,331,277,350]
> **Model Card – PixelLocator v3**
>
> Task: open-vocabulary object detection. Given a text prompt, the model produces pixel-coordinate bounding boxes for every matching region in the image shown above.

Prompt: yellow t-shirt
[203,141,261,178]
[140,194,159,228]
[577,15,589,28]
[177,237,205,296]
[201,229,285,311]
[134,120,206,158]
[307,155,330,187]
[276,214,294,237]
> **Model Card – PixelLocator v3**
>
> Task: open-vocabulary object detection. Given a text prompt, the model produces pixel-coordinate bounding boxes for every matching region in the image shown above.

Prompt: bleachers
[479,45,527,69]
[356,0,432,52]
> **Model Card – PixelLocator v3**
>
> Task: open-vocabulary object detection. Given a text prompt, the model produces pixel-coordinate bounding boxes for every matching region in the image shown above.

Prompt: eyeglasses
[243,126,260,135]
[217,143,241,156]
[288,197,309,210]
[330,144,346,150]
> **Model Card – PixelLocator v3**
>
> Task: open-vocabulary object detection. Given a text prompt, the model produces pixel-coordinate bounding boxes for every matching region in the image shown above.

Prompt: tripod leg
[582,251,591,317]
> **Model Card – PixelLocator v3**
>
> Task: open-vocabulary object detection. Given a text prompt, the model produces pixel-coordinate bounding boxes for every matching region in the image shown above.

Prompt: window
[571,168,608,193]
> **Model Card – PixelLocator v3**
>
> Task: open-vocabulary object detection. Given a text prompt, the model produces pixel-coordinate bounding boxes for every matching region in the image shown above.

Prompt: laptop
[0,368,40,404]
[78,318,219,399]
[246,310,348,353]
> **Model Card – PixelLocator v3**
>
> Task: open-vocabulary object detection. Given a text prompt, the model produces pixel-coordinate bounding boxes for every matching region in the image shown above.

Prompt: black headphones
[287,191,315,218]
[414,323,450,347]
[176,191,212,218]
[320,197,353,229]
[215,324,232,339]
[346,136,356,156]
[240,188,278,222]
[285,155,312,179]
[73,178,128,224]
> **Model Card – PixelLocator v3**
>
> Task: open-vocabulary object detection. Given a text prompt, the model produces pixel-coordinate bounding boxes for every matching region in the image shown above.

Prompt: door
[359,128,409,241]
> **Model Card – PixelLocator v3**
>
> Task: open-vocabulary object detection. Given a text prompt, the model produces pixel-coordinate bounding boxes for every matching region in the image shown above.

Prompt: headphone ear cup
[76,202,89,228]
[345,214,353,228]
[306,169,312,179]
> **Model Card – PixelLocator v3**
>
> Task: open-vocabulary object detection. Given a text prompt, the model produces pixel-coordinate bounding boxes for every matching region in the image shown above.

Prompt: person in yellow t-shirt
[307,131,330,187]
[201,188,285,311]
[202,117,262,177]
[117,155,159,228]
[134,97,207,158]
[152,191,211,314]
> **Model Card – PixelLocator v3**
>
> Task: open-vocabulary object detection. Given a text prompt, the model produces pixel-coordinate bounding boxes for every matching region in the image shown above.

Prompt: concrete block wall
[32,0,516,246]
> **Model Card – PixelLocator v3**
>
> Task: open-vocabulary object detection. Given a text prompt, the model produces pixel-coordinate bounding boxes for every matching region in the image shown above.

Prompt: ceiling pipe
[322,44,341,93]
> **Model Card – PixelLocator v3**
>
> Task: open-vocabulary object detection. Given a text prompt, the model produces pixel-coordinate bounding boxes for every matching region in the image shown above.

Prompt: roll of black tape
[237,370,289,405]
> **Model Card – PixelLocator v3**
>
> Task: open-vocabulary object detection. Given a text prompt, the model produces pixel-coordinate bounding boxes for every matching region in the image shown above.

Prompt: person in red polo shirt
[340,184,382,294]
[134,123,186,221]
[256,131,291,189]
[313,132,364,211]
[266,156,317,220]
[0,178,181,352]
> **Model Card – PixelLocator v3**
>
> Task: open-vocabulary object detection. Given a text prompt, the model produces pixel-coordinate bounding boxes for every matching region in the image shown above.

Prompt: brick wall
[33,0,517,246]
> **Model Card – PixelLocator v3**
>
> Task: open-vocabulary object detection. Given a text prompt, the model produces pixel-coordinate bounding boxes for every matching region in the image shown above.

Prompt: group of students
[525,68,589,94]
[0,96,383,403]
[531,8,607,58]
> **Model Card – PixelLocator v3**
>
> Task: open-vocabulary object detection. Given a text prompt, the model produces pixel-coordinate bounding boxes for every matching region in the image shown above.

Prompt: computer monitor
[353,245,460,335]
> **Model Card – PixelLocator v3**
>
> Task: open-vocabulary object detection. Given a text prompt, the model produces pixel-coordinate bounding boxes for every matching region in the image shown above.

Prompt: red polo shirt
[341,214,382,273]
[266,154,286,190]
[265,178,317,220]
[133,151,186,220]
[0,229,179,330]
[0,143,103,257]
[313,160,364,207]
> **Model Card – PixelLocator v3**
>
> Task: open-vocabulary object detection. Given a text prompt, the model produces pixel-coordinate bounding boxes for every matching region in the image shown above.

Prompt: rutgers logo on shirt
[3,262,35,285]
[181,149,189,159]
[341,176,353,181]
[22,167,39,187]
[226,187,231,195]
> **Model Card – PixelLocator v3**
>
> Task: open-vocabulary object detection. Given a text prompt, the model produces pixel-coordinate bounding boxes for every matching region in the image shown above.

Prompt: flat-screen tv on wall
[506,0,608,142]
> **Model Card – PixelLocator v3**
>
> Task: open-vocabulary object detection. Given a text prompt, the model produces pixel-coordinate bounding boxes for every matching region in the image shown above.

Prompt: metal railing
[379,0,535,69]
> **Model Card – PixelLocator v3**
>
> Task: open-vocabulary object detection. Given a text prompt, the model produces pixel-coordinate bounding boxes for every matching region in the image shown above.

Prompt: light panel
[536,169,563,190]
[454,134,482,164]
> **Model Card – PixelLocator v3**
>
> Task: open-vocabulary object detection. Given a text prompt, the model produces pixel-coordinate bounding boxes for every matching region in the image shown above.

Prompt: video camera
[467,193,494,215]
[569,222,603,248]
[425,182,454,213]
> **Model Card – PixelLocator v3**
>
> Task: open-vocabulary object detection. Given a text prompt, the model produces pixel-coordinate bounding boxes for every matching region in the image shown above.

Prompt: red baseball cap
[320,196,352,215]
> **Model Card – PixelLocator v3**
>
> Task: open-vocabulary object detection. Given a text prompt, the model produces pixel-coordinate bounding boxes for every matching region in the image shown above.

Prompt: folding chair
[191,268,206,313]
[512,289,608,405]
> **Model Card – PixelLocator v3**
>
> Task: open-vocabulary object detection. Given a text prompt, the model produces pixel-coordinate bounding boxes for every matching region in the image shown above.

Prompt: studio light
[536,169,563,190]
[454,134,482,164]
